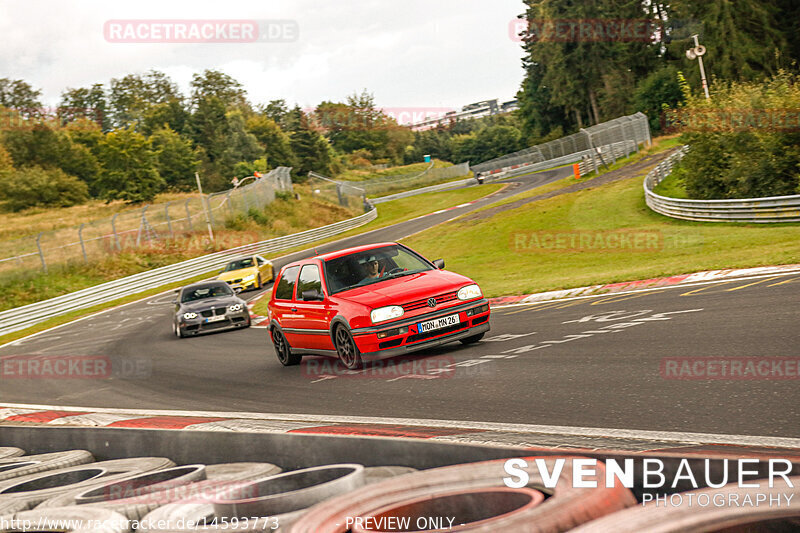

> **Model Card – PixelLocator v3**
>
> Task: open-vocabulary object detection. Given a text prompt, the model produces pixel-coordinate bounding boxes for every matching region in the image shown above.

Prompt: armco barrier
[644,147,800,223]
[0,207,377,339]
[371,176,478,204]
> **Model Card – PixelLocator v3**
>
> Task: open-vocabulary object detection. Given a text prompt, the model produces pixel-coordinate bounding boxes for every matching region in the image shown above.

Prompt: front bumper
[353,299,490,360]
[179,310,250,336]
[223,278,257,292]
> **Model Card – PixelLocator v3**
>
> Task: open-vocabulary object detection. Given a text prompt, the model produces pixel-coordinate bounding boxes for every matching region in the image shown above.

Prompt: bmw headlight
[243,274,256,282]
[228,304,243,312]
[370,305,404,324]
[457,284,482,301]
[183,312,198,320]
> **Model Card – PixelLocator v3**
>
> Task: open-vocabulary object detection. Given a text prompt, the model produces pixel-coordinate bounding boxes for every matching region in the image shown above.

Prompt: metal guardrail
[644,147,800,223]
[371,176,478,204]
[0,207,378,338]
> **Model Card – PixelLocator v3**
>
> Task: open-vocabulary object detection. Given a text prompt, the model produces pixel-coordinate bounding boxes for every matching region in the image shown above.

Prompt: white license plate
[417,313,460,333]
[205,315,226,323]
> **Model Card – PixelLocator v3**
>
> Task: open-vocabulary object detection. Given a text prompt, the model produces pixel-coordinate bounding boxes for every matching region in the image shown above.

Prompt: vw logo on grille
[427,298,437,308]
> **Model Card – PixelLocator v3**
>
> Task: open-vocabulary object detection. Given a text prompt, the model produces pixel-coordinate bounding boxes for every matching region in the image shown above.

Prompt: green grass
[336,159,451,182]
[653,173,690,198]
[402,169,800,297]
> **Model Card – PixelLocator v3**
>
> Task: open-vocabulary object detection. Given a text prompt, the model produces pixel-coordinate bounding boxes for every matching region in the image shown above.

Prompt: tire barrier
[0,506,131,533]
[0,450,24,461]
[568,476,800,533]
[1,448,796,532]
[290,457,636,532]
[212,464,366,519]
[0,457,175,510]
[138,466,416,533]
[38,462,282,522]
[350,487,546,533]
[0,451,95,482]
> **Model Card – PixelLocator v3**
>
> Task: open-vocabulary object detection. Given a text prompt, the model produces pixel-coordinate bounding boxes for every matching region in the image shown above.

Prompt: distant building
[411,98,517,131]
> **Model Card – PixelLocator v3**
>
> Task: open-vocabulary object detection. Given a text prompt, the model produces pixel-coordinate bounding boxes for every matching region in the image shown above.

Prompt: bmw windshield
[181,283,234,303]
[324,245,434,294]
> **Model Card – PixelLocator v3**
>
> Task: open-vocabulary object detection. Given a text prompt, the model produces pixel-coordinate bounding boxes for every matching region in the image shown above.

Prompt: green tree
[289,111,334,177]
[246,114,296,168]
[632,66,685,131]
[95,128,165,203]
[141,100,190,137]
[0,166,89,210]
[1,125,100,186]
[59,84,110,131]
[0,142,14,173]
[190,70,249,111]
[0,79,42,112]
[150,127,201,190]
[109,70,182,128]
[668,0,786,84]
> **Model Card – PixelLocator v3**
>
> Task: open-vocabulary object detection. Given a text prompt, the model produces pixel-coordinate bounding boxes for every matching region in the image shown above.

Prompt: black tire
[173,321,184,339]
[273,328,301,366]
[244,315,252,328]
[334,325,362,370]
[256,274,262,290]
[460,332,485,345]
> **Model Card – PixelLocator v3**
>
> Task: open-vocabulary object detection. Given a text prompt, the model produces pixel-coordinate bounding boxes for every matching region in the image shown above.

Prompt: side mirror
[171,299,178,305]
[433,259,445,269]
[234,287,243,294]
[302,289,324,301]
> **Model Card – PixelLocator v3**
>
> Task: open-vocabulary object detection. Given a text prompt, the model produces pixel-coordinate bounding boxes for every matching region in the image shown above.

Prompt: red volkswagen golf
[267,242,490,369]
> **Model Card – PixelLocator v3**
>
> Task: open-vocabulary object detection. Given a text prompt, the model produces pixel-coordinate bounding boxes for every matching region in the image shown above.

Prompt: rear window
[274,266,300,300]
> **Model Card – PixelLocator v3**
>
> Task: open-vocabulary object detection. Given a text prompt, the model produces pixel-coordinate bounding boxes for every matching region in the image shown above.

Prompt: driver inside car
[363,255,384,280]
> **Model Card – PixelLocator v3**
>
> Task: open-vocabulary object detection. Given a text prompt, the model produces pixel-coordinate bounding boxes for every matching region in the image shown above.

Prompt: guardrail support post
[78,223,88,263]
[36,232,47,272]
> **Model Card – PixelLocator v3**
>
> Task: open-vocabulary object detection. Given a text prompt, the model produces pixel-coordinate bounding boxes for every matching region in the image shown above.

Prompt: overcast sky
[0,0,526,115]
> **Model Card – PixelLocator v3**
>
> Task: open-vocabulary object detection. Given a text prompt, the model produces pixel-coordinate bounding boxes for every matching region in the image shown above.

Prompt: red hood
[333,270,476,308]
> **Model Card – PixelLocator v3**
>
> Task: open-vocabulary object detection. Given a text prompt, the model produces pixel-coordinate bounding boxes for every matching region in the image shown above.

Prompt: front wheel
[173,321,185,339]
[334,325,362,370]
[272,328,301,366]
[460,332,484,345]
[256,274,262,290]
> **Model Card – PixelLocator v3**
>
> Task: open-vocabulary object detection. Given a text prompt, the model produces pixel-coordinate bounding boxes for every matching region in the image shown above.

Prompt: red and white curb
[1,403,799,457]
[487,264,800,307]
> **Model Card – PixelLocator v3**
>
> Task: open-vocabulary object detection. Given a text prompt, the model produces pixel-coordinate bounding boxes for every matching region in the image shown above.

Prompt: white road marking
[493,270,800,310]
[1,401,798,449]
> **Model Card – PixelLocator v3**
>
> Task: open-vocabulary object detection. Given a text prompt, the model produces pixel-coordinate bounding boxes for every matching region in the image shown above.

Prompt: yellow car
[217,255,274,292]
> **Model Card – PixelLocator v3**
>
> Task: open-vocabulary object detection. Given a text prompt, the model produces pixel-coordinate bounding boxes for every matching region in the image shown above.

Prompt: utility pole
[686,34,710,99]
[195,172,214,242]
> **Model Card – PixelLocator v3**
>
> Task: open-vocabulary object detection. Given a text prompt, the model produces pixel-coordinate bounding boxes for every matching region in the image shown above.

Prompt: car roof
[285,242,399,267]
[181,280,231,291]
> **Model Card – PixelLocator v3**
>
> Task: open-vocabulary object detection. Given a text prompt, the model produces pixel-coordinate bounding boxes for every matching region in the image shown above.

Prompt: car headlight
[457,284,482,301]
[242,274,256,282]
[370,305,404,324]
[183,312,198,320]
[228,304,243,312]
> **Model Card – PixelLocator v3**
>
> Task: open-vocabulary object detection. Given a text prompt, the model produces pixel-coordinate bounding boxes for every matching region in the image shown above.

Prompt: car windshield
[324,245,433,294]
[181,284,234,303]
[224,258,255,271]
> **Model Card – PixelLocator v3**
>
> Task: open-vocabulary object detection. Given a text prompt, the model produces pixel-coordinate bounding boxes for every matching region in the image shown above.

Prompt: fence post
[78,223,88,263]
[336,183,345,206]
[136,205,148,247]
[111,213,121,251]
[226,191,234,218]
[185,199,193,231]
[36,232,47,272]
[164,202,173,237]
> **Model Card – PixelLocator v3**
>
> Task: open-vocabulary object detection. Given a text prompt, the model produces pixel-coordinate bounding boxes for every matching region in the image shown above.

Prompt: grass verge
[402,167,800,297]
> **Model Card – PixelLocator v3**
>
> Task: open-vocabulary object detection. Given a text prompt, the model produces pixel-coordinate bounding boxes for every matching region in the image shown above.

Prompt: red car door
[272,265,302,346]
[292,262,336,351]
